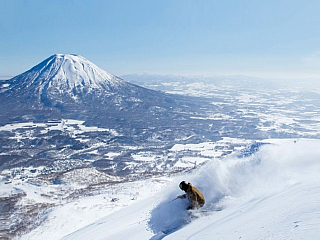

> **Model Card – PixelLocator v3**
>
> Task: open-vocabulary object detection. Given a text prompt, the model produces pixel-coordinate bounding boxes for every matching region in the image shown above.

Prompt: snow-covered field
[0,119,119,139]
[18,138,320,239]
[123,74,320,139]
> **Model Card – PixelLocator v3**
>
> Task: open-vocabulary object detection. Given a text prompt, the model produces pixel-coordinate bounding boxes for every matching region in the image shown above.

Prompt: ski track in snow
[18,138,320,240]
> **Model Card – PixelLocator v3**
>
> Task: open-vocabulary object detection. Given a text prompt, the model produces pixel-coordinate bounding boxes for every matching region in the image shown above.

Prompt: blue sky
[1,0,320,78]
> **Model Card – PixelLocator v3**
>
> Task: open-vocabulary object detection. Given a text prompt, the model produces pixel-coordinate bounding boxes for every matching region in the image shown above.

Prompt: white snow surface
[21,139,320,239]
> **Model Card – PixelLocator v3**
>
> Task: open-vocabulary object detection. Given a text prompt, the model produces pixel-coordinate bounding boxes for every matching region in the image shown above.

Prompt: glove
[177,194,186,199]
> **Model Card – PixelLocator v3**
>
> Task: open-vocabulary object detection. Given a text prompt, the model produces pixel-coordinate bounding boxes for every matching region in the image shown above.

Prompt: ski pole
[166,197,179,204]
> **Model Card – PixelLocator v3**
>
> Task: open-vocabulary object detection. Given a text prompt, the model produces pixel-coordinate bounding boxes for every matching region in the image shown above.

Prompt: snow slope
[57,139,320,240]
[18,178,170,240]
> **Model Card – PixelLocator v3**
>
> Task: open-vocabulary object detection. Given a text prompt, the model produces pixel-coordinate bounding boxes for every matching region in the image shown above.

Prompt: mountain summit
[6,54,127,96]
[2,53,166,108]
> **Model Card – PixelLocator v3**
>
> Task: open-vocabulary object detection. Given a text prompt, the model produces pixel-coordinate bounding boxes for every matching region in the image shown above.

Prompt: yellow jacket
[185,183,205,208]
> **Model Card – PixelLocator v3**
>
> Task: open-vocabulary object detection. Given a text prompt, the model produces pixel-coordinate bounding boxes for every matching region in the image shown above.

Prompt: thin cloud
[303,51,320,67]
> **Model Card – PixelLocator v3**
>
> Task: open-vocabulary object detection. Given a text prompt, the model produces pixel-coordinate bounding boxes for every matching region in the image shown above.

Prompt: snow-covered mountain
[1,54,171,110]
[6,54,126,95]
[0,54,221,173]
[1,54,197,135]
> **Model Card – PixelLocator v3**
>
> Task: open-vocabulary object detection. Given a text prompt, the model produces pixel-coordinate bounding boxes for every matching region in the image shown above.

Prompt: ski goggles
[179,182,183,189]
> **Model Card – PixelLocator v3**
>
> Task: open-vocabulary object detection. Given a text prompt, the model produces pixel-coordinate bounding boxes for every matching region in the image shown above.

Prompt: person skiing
[177,181,205,210]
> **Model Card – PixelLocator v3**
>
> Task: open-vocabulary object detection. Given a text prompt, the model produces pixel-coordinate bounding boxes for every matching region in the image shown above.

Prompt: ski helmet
[179,181,187,191]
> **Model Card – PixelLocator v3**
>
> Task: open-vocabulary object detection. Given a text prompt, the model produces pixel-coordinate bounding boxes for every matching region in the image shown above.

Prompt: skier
[177,181,205,210]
